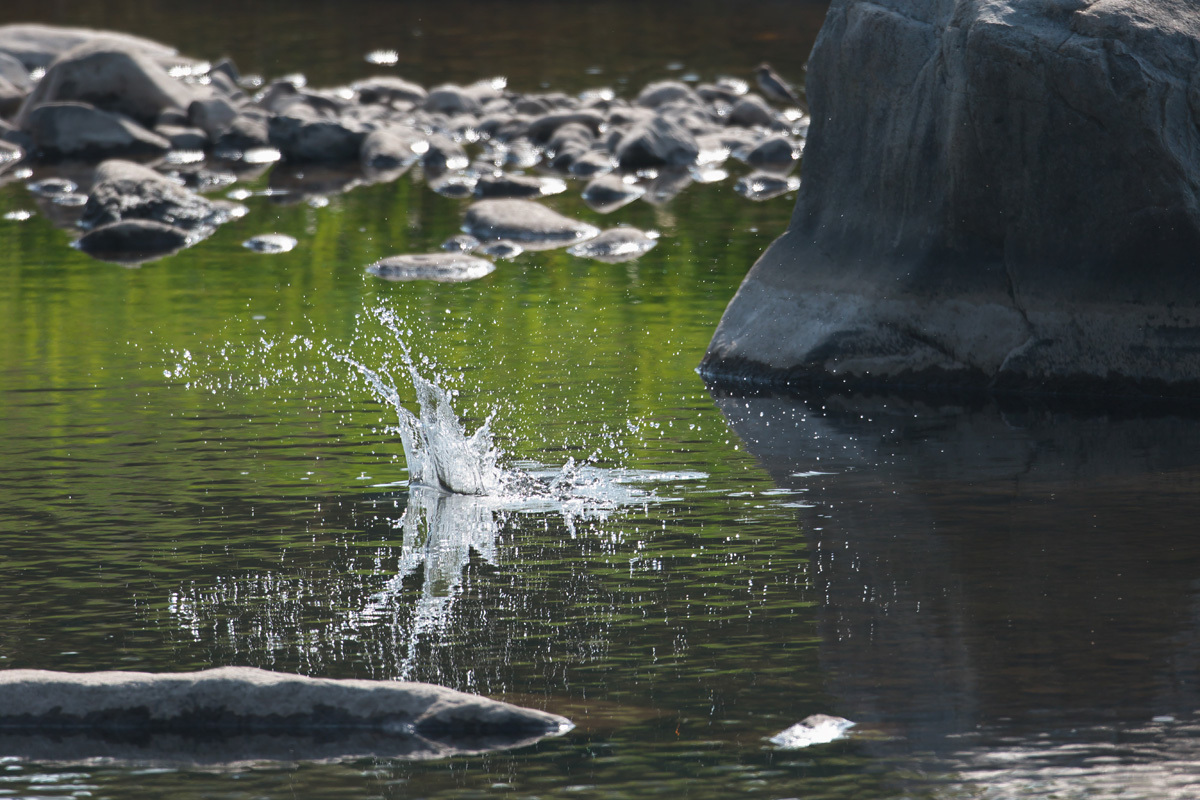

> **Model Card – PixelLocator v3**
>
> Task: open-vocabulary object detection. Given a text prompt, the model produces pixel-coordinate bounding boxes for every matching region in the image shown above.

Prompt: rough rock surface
[0,666,572,763]
[81,159,241,233]
[702,0,1200,398]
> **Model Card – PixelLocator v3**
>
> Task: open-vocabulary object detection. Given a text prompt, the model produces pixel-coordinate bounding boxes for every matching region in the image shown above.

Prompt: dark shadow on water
[710,384,1200,793]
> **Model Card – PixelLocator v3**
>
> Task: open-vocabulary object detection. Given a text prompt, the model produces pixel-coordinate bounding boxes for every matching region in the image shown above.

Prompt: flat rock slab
[367,253,496,282]
[462,198,598,250]
[0,666,572,764]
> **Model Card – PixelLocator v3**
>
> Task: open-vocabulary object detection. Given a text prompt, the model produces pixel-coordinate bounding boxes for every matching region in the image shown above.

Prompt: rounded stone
[462,198,599,250]
[367,253,496,282]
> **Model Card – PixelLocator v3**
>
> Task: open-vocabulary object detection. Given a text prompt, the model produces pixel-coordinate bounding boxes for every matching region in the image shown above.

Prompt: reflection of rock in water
[713,388,1200,792]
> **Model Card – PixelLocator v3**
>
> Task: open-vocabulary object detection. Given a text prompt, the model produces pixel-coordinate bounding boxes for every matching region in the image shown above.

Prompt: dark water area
[2,2,1200,798]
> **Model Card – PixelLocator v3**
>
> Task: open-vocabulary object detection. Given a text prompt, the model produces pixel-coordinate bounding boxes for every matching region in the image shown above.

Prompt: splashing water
[339,346,505,496]
[336,309,676,509]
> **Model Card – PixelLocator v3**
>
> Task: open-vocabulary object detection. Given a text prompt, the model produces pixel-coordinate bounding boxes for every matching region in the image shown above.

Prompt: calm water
[3,3,1200,798]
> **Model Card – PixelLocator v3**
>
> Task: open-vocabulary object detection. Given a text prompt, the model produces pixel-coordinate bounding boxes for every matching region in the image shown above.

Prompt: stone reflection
[713,388,1200,796]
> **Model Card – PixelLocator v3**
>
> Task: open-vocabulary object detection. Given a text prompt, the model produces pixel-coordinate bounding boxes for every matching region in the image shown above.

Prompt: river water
[3,2,1200,798]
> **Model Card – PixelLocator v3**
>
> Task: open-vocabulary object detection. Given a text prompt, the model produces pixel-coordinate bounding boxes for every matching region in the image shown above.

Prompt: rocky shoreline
[0,22,807,266]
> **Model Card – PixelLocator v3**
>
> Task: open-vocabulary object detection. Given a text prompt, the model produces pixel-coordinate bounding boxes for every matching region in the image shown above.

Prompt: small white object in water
[3,210,33,222]
[365,49,399,65]
[243,234,298,254]
[769,714,856,748]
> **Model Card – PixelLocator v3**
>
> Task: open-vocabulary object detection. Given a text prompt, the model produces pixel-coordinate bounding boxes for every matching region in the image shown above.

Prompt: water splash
[339,346,505,496]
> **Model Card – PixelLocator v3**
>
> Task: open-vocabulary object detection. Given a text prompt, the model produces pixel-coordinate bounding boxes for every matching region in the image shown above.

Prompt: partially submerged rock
[462,198,599,250]
[243,233,298,253]
[0,666,572,764]
[567,226,658,263]
[367,252,497,282]
[16,40,197,129]
[704,0,1200,398]
[769,714,855,748]
[81,159,244,233]
[24,103,171,160]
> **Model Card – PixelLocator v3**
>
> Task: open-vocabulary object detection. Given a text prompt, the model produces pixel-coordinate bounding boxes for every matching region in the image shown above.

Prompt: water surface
[3,2,1200,798]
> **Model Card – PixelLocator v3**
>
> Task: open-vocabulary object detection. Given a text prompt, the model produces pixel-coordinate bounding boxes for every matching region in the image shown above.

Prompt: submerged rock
[566,227,658,263]
[367,252,497,282]
[462,198,599,250]
[0,666,572,763]
[769,714,855,748]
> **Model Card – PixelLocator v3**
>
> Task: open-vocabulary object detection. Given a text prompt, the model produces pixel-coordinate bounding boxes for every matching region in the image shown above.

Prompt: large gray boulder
[0,667,572,763]
[702,0,1200,399]
[0,23,181,71]
[16,40,197,129]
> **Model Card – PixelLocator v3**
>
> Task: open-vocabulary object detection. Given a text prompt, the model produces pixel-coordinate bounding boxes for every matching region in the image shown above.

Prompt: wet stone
[430,171,478,198]
[474,172,565,199]
[581,173,645,214]
[441,233,480,253]
[744,135,800,172]
[478,240,523,259]
[367,252,496,283]
[734,171,799,201]
[462,198,599,250]
[566,226,658,263]
[26,176,77,196]
[242,233,298,253]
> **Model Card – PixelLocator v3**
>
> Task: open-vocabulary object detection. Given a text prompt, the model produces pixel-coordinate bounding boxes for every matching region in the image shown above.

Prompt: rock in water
[702,0,1200,399]
[242,233,298,253]
[734,172,799,201]
[462,198,599,250]
[16,40,196,129]
[0,666,573,764]
[567,227,658,263]
[367,253,496,282]
[81,159,244,233]
[769,714,855,748]
[24,102,171,160]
